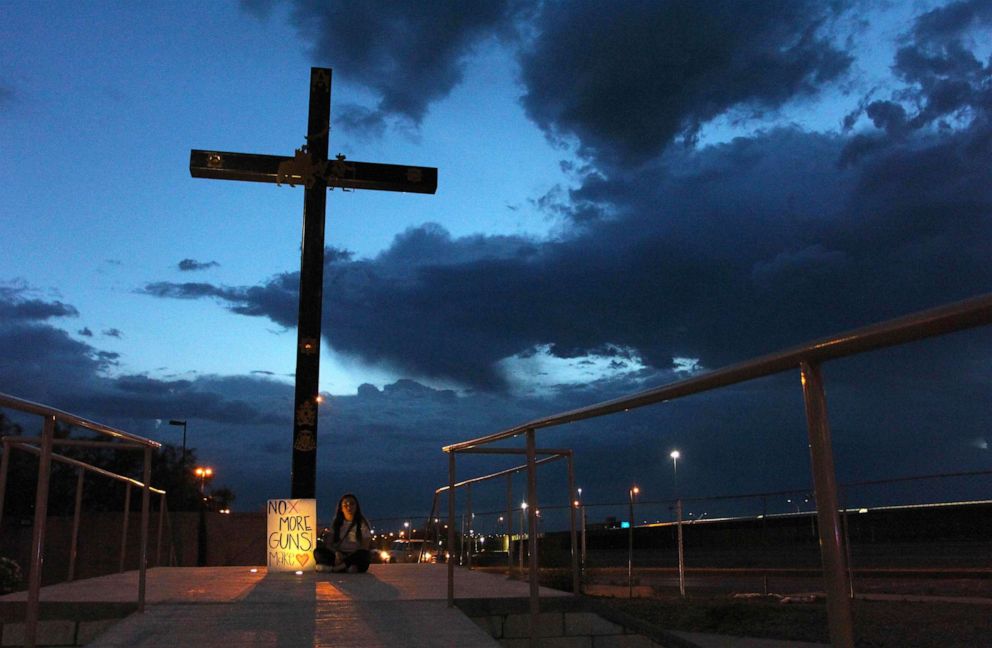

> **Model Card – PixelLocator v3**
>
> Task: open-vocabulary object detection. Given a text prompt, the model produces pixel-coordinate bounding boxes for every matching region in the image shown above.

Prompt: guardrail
[441,292,992,648]
[0,393,163,648]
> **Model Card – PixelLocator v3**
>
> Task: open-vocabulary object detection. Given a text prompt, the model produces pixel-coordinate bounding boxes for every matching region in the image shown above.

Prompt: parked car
[385,539,436,563]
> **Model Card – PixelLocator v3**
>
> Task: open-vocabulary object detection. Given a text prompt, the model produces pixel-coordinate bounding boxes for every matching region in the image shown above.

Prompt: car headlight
[379,551,390,562]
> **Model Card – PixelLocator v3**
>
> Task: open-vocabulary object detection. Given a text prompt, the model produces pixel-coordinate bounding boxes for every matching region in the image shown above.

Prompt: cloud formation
[266,0,527,131]
[178,258,220,272]
[519,0,852,167]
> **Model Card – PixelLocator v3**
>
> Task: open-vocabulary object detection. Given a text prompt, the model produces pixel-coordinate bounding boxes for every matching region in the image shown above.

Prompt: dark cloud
[78,327,93,337]
[841,0,991,164]
[0,285,78,321]
[518,0,853,167]
[0,290,288,432]
[178,258,220,272]
[271,0,526,128]
[141,115,990,390]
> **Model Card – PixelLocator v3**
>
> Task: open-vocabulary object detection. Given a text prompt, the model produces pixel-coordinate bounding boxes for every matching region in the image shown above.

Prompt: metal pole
[525,428,540,642]
[68,468,85,581]
[138,446,151,612]
[120,484,131,572]
[506,474,513,574]
[466,484,473,569]
[157,492,166,567]
[164,497,177,566]
[800,360,855,648]
[762,495,769,596]
[676,498,685,597]
[628,490,634,598]
[841,486,855,598]
[581,501,586,571]
[0,439,10,530]
[519,506,525,570]
[25,415,55,648]
[446,451,455,607]
[567,454,579,595]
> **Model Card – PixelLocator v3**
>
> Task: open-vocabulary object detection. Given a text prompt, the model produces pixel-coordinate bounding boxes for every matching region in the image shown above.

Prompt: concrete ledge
[3,620,76,646]
[565,612,622,636]
[504,612,565,638]
[0,601,138,622]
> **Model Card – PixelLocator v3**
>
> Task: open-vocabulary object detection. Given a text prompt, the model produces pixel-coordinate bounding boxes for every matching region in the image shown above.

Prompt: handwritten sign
[266,498,317,571]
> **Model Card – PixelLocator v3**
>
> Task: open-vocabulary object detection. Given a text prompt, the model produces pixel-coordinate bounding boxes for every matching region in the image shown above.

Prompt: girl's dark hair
[331,493,368,544]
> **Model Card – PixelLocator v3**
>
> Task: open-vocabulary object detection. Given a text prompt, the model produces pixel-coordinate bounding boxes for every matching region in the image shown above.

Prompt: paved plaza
[3,565,835,647]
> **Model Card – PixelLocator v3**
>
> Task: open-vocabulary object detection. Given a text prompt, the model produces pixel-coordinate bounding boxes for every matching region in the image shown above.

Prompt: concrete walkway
[3,565,829,647]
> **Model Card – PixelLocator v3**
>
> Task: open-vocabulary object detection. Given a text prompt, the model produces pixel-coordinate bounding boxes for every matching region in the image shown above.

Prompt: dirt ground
[594,595,992,648]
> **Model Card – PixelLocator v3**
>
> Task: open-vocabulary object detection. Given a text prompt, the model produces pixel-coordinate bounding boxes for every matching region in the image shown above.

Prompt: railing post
[156,492,166,567]
[0,439,10,530]
[800,360,855,648]
[120,483,131,572]
[567,453,579,595]
[446,451,455,607]
[525,428,540,636]
[25,414,55,648]
[466,484,473,570]
[506,474,513,574]
[68,468,85,581]
[139,446,151,612]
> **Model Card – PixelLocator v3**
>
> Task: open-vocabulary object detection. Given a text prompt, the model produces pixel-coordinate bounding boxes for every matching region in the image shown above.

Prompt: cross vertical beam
[291,68,331,498]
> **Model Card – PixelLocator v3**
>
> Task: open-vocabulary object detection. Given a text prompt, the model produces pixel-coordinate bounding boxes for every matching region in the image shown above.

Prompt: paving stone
[592,633,655,648]
[565,612,622,636]
[3,620,76,646]
[503,612,565,638]
[77,619,122,645]
[473,614,505,638]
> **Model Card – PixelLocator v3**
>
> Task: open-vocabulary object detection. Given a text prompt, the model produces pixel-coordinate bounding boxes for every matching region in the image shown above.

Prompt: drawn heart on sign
[296,554,309,567]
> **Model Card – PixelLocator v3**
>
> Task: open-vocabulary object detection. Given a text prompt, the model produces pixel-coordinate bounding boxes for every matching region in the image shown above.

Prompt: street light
[670,450,686,598]
[576,487,587,569]
[194,466,213,494]
[519,501,528,570]
[628,485,639,598]
[670,450,680,495]
[168,419,187,467]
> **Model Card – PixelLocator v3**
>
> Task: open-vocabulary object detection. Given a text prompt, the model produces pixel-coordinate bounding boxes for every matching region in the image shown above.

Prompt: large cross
[189,68,437,498]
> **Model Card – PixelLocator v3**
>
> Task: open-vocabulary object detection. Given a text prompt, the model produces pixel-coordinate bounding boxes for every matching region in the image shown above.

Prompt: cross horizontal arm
[190,150,437,194]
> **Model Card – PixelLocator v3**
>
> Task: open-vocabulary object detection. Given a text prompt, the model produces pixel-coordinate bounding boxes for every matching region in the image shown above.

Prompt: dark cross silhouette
[189,67,437,498]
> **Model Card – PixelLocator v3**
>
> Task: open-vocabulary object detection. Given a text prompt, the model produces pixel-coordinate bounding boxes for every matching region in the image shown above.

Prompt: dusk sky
[1,1,989,526]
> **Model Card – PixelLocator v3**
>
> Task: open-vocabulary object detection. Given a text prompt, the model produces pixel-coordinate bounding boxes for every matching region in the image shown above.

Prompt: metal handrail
[0,393,161,447]
[0,394,164,648]
[444,293,992,452]
[4,441,166,495]
[440,292,992,647]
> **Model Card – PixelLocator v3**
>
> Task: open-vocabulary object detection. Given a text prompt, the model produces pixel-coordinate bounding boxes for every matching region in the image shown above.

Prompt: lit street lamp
[670,450,686,598]
[519,501,528,570]
[670,450,680,495]
[628,485,639,598]
[577,487,587,569]
[194,466,213,494]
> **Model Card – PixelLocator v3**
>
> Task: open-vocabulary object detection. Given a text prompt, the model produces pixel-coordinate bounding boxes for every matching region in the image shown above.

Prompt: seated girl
[314,493,372,573]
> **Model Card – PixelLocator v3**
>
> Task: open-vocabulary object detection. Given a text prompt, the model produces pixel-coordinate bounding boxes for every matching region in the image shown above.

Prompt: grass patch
[593,596,992,648]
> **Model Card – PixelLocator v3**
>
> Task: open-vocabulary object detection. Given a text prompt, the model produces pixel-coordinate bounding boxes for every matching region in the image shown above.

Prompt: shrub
[0,557,23,594]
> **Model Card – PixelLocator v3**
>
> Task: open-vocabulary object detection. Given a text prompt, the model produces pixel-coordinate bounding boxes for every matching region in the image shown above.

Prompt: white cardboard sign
[266,498,317,571]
